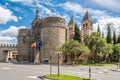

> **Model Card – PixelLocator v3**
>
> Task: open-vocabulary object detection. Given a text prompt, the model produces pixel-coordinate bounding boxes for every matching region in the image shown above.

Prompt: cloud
[0,25,26,44]
[0,35,17,44]
[0,26,26,36]
[91,0,120,12]
[93,17,120,36]
[59,2,111,20]
[59,2,86,15]
[0,6,18,24]
[18,17,22,20]
[9,0,34,6]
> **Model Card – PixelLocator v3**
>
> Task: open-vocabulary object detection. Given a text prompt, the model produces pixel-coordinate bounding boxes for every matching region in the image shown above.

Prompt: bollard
[89,66,91,79]
[119,63,120,69]
[117,63,118,70]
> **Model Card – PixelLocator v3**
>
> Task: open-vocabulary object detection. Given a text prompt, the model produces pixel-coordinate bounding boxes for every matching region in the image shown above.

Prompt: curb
[38,76,59,80]
[111,69,120,72]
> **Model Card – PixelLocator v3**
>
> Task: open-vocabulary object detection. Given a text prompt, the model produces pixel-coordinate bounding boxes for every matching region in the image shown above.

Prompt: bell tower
[81,11,93,41]
[67,16,75,40]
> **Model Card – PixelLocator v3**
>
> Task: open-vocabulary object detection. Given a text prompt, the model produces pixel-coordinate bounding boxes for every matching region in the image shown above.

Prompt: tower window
[69,28,70,30]
[86,23,88,27]
[83,24,85,27]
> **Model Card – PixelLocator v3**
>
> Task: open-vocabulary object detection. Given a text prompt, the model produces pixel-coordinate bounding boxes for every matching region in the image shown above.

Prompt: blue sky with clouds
[0,0,120,44]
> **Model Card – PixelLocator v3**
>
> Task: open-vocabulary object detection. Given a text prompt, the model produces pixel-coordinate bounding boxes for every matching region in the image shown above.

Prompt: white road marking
[1,67,11,70]
[98,71,103,73]
[26,76,38,79]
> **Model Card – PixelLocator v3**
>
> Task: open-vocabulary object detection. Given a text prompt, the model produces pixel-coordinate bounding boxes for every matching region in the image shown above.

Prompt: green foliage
[84,32,107,62]
[62,39,89,54]
[106,24,112,43]
[97,24,101,34]
[86,32,106,53]
[102,32,104,38]
[117,35,120,43]
[74,23,81,42]
[114,43,120,55]
[45,74,92,80]
[113,31,117,44]
[103,44,113,57]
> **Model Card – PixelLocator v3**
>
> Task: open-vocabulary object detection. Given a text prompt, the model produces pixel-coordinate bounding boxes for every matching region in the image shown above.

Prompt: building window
[83,24,85,27]
[86,23,88,27]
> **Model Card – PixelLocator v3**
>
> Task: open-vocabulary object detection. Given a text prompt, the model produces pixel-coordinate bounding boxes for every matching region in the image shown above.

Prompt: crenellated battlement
[0,44,18,47]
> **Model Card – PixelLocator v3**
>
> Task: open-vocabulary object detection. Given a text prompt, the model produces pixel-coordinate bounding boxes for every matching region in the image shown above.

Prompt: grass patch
[80,63,117,66]
[45,74,93,80]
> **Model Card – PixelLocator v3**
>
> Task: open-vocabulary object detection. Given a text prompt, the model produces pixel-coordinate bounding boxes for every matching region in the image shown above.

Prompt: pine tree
[106,24,112,43]
[74,23,81,42]
[113,30,117,44]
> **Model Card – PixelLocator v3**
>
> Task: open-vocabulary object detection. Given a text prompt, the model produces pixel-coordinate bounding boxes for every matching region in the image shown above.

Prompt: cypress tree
[106,24,112,43]
[97,24,101,33]
[102,32,104,38]
[113,30,117,44]
[117,35,120,43]
[74,23,81,42]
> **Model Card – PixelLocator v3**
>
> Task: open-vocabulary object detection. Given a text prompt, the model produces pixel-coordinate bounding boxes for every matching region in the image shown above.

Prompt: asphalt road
[0,63,120,80]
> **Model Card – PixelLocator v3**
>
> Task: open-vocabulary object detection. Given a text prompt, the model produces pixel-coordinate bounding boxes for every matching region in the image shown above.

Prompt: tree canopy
[62,39,89,54]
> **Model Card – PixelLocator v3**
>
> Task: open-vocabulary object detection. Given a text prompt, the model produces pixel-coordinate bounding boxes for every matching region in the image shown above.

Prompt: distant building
[0,44,18,62]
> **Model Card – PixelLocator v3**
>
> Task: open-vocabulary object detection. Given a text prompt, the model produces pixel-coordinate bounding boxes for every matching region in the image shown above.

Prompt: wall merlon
[0,44,18,47]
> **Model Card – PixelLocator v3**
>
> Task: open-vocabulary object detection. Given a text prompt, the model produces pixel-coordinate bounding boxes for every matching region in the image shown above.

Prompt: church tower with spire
[81,11,93,41]
[67,16,75,40]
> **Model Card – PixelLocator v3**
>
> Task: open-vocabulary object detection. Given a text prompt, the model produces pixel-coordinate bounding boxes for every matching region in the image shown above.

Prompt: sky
[0,0,120,44]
